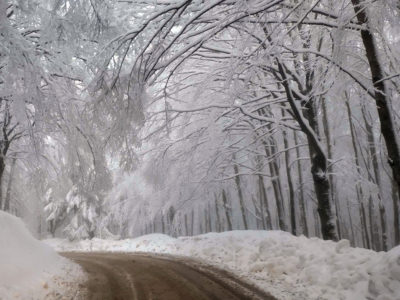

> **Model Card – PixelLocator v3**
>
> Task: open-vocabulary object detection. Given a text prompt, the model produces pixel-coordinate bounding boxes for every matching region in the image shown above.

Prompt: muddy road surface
[62,252,276,300]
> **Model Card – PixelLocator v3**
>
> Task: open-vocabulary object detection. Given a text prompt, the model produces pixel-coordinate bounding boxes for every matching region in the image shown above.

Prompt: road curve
[62,252,276,300]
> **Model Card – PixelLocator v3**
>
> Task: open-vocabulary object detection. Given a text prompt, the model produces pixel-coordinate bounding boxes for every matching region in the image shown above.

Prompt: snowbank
[0,211,85,299]
[45,230,400,300]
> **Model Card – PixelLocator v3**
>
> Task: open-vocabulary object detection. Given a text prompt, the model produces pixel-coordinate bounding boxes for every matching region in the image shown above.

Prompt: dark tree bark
[294,132,308,236]
[276,60,338,241]
[262,135,286,230]
[281,115,296,235]
[351,0,400,195]
[321,98,341,239]
[392,179,400,245]
[0,157,5,210]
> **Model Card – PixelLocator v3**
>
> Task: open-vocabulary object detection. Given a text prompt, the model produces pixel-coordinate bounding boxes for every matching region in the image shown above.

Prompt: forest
[0,0,399,252]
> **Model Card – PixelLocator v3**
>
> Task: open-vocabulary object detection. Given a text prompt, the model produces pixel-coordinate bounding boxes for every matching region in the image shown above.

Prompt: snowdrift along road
[0,211,85,299]
[47,231,400,300]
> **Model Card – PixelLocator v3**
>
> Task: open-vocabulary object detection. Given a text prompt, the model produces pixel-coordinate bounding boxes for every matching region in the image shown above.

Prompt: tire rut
[61,252,276,300]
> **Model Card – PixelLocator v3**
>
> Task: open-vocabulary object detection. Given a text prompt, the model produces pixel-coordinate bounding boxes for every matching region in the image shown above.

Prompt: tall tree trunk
[184,214,189,236]
[199,216,203,235]
[305,98,336,241]
[313,207,321,238]
[0,157,4,210]
[346,201,356,246]
[281,119,296,235]
[321,98,341,239]
[161,214,165,234]
[351,0,400,195]
[252,196,262,230]
[204,206,209,233]
[294,132,308,236]
[253,130,271,230]
[222,189,232,231]
[3,157,16,212]
[361,102,387,251]
[257,108,286,230]
[258,175,272,229]
[233,154,248,230]
[360,202,370,249]
[276,57,338,241]
[191,209,194,235]
[263,137,286,230]
[214,194,222,232]
[345,95,371,248]
[393,179,400,245]
[207,201,212,232]
[368,195,380,251]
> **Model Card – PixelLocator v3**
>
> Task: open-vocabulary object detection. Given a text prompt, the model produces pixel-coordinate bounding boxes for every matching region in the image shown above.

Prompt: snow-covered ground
[45,230,400,300]
[0,211,85,300]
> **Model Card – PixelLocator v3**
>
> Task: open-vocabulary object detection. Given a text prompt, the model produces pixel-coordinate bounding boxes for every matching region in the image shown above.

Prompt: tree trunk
[346,201,356,246]
[276,58,337,241]
[161,214,165,234]
[207,201,212,232]
[360,202,370,249]
[3,157,15,212]
[214,194,222,232]
[351,0,400,195]
[204,207,208,233]
[191,209,194,235]
[258,175,272,229]
[304,98,337,241]
[184,214,189,236]
[321,98,341,239]
[0,157,4,210]
[393,179,400,245]
[222,189,232,231]
[233,154,248,230]
[281,119,296,235]
[252,196,262,230]
[199,208,204,234]
[263,137,286,230]
[345,95,371,248]
[294,132,308,236]
[361,102,387,251]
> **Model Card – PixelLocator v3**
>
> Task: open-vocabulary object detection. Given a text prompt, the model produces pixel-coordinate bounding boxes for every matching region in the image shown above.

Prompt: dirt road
[63,252,276,300]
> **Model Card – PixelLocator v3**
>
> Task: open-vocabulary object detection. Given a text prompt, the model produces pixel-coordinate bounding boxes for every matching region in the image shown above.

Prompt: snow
[0,211,85,300]
[45,230,400,300]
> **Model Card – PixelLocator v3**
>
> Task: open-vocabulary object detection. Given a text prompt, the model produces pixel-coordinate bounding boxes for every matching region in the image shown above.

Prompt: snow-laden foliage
[99,0,400,249]
[0,0,399,250]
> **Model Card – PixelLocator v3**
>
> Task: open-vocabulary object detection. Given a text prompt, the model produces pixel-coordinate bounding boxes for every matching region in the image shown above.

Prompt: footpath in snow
[46,230,400,300]
[0,211,85,300]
